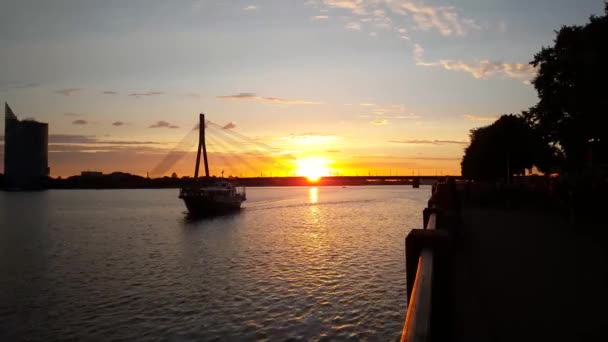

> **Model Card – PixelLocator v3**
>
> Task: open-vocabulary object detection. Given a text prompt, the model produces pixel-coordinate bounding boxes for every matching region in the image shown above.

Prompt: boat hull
[181,196,244,216]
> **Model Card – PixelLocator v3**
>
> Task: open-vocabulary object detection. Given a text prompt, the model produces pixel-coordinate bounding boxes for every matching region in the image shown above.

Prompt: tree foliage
[527,4,608,170]
[461,115,543,180]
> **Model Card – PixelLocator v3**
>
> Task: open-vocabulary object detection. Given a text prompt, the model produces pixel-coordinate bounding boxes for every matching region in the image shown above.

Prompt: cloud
[72,119,88,125]
[322,0,367,15]
[243,5,257,11]
[128,91,163,98]
[314,0,479,37]
[274,133,341,146]
[389,139,468,145]
[218,92,257,99]
[47,144,164,153]
[45,134,162,145]
[55,88,82,96]
[413,44,537,80]
[149,121,179,129]
[498,20,508,33]
[64,112,84,117]
[420,60,537,80]
[185,92,200,98]
[395,1,480,36]
[222,122,237,130]
[311,15,329,20]
[365,103,421,120]
[48,135,97,144]
[413,43,425,61]
[217,93,321,105]
[0,82,39,91]
[102,91,118,95]
[345,22,362,31]
[463,114,499,122]
[371,119,389,125]
[369,32,377,37]
[112,121,125,126]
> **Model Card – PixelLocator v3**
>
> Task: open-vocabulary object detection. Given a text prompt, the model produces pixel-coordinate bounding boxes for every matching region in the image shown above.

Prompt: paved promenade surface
[447,208,607,341]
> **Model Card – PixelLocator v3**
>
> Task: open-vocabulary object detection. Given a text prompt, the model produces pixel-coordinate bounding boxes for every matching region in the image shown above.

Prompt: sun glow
[296,157,332,182]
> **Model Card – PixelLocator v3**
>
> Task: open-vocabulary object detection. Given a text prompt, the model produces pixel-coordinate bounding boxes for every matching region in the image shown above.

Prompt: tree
[528,4,608,171]
[461,115,542,180]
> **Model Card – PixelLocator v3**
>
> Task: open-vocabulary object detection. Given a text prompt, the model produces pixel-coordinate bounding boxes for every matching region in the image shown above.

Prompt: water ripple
[0,186,427,340]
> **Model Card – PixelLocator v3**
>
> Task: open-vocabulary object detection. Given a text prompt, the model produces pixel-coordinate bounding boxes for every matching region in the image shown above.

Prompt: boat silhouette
[179,114,246,215]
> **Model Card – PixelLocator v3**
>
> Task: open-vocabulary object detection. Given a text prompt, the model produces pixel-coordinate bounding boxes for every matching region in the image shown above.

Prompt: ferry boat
[179,113,246,215]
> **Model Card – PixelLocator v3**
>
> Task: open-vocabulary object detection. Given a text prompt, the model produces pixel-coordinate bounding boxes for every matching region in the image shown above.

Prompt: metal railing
[402,182,457,342]
[401,211,437,342]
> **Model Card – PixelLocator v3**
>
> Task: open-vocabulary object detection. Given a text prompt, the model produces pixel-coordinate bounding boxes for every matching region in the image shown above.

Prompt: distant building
[81,171,103,177]
[4,103,49,188]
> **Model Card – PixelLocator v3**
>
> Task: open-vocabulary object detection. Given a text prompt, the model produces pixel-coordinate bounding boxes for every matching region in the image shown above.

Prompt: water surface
[0,186,427,340]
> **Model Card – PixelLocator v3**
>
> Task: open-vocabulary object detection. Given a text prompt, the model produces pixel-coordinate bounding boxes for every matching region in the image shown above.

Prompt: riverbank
[1,173,447,190]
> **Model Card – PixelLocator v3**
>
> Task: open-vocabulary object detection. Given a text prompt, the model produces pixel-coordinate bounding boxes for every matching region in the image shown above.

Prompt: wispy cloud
[321,0,367,15]
[413,44,537,81]
[345,22,362,31]
[243,5,257,11]
[112,121,126,126]
[311,15,329,20]
[222,122,237,130]
[419,60,537,80]
[366,103,421,120]
[498,20,508,33]
[0,82,39,92]
[149,121,179,129]
[274,133,341,146]
[312,0,479,37]
[102,91,118,95]
[371,119,389,125]
[64,112,84,117]
[389,139,468,145]
[55,88,82,96]
[413,43,425,61]
[72,119,88,125]
[128,91,163,98]
[393,1,480,36]
[463,114,499,122]
[217,93,321,105]
[46,134,162,145]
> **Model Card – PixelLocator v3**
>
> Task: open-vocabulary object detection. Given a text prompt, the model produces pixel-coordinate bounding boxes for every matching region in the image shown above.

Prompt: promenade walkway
[447,208,606,341]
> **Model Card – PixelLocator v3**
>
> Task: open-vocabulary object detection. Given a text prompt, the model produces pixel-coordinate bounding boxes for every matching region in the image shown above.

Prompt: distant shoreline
[1,175,453,190]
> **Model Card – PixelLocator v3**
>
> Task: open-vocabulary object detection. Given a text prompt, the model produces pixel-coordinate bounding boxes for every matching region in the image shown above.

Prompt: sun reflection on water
[309,187,319,204]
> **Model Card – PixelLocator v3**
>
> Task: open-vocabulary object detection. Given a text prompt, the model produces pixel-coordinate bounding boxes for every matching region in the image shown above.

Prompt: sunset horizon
[1,1,605,177]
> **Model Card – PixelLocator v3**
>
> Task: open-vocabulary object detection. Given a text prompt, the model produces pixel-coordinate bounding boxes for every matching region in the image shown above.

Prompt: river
[0,186,427,341]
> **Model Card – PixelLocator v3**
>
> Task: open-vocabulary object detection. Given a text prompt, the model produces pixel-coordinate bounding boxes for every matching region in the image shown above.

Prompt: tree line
[461,4,607,181]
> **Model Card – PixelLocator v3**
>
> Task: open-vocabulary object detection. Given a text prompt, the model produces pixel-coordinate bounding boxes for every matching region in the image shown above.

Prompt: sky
[1,0,605,178]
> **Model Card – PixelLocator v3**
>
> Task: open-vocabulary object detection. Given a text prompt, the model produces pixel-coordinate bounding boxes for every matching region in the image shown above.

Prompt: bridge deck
[447,208,606,341]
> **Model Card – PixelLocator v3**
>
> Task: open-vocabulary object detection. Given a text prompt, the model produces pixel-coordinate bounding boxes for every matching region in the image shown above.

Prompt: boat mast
[194,113,210,179]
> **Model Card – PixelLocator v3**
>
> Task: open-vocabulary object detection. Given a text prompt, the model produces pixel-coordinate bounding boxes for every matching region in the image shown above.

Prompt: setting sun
[295,157,332,182]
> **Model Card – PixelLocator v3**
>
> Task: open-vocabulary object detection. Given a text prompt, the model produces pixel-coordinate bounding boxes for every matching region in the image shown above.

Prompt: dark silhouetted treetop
[461,115,544,181]
[529,4,608,170]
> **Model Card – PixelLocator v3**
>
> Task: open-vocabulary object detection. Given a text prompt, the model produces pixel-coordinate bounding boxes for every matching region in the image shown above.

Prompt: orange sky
[2,1,601,178]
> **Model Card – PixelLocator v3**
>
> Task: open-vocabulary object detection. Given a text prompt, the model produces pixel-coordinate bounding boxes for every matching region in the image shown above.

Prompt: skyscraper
[4,103,49,189]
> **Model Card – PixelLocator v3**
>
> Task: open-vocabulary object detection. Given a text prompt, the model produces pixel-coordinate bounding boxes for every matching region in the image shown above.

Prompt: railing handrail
[401,210,438,342]
[401,249,434,342]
